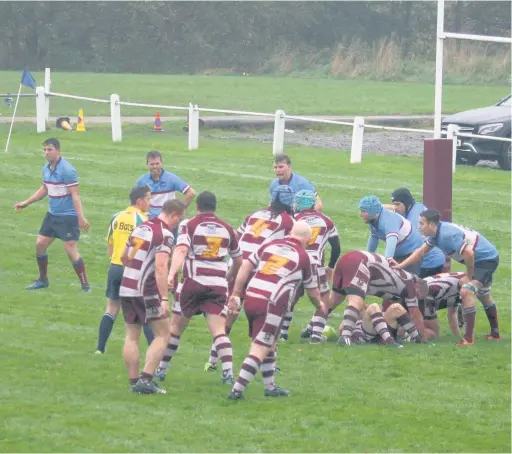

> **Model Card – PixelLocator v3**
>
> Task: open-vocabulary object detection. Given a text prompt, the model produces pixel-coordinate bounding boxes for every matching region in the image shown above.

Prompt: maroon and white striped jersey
[245,237,317,308]
[294,208,338,264]
[119,218,174,298]
[178,212,242,290]
[424,272,464,311]
[333,251,418,308]
[237,208,294,259]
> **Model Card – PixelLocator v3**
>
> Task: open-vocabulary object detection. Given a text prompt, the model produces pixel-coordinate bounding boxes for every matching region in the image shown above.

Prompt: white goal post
[434,0,512,138]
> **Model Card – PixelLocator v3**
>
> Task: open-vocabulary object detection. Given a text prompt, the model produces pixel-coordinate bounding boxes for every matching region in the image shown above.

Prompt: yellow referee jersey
[107,206,147,265]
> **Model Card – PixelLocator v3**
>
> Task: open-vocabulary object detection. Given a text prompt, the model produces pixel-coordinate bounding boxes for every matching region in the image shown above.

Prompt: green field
[0,70,509,119]
[0,121,510,452]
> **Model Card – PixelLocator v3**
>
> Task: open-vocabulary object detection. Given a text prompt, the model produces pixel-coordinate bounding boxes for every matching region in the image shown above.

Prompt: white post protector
[272,110,285,156]
[447,123,459,173]
[110,94,122,142]
[188,103,199,150]
[350,116,365,164]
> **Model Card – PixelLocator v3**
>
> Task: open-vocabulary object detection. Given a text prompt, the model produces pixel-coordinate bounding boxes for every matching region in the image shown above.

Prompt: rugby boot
[456,338,475,346]
[221,373,235,385]
[132,378,167,394]
[483,330,502,341]
[227,390,244,400]
[279,333,288,341]
[204,362,217,372]
[154,366,167,382]
[386,340,404,348]
[310,335,325,344]
[82,285,91,293]
[26,279,49,290]
[300,327,312,338]
[337,336,352,346]
[264,386,291,397]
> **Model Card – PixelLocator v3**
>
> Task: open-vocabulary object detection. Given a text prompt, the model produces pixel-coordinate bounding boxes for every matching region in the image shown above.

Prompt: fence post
[44,68,51,121]
[36,86,46,133]
[272,110,285,156]
[110,94,122,142]
[188,103,199,150]
[447,124,458,173]
[350,116,365,163]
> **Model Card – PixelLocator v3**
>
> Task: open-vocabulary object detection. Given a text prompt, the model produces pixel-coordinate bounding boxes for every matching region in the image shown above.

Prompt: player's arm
[384,235,398,259]
[168,245,188,282]
[68,185,89,232]
[155,251,171,305]
[367,234,379,252]
[393,243,430,269]
[14,185,48,211]
[326,235,341,281]
[404,286,425,338]
[107,243,113,258]
[382,203,395,211]
[227,255,243,284]
[183,187,196,207]
[231,259,255,296]
[447,306,461,337]
[460,247,475,282]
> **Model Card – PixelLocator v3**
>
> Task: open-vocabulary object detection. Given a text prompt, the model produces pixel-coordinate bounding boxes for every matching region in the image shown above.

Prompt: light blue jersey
[269,173,316,198]
[136,169,190,219]
[368,208,422,259]
[426,222,498,264]
[405,202,445,269]
[42,158,78,216]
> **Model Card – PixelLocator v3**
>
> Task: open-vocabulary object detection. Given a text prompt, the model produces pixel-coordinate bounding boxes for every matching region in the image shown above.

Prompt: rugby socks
[279,311,294,338]
[340,306,360,339]
[157,334,181,374]
[139,371,153,382]
[396,313,421,342]
[232,355,261,394]
[214,334,234,377]
[370,311,394,344]
[97,313,116,352]
[462,306,477,341]
[311,311,327,340]
[261,351,276,390]
[482,302,499,333]
[97,316,152,353]
[207,326,231,368]
[37,253,48,281]
[72,257,89,287]
[143,324,154,345]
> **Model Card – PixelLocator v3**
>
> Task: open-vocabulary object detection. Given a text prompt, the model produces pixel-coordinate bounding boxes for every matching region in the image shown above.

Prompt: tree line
[0,1,510,77]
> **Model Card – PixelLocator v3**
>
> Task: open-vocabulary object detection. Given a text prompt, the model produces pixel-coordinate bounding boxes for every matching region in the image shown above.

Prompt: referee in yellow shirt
[95,185,154,354]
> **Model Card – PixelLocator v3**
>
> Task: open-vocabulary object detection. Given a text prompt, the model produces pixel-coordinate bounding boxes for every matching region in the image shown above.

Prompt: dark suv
[441,95,511,170]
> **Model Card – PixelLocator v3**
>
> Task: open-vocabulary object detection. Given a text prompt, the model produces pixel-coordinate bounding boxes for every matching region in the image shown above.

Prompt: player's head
[419,209,440,236]
[160,199,186,229]
[294,190,316,213]
[270,185,294,216]
[129,185,151,213]
[197,191,216,213]
[359,195,382,223]
[391,188,414,216]
[146,150,163,176]
[43,138,61,162]
[273,154,292,181]
[290,220,312,247]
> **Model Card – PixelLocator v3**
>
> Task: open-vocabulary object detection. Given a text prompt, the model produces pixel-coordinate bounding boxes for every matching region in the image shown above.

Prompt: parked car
[441,95,511,170]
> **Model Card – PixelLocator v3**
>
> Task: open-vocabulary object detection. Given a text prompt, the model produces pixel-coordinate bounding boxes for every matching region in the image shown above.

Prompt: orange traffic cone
[76,109,86,132]
[152,112,164,132]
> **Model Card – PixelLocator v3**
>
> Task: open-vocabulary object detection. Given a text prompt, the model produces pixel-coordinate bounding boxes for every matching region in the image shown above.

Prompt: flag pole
[4,83,23,153]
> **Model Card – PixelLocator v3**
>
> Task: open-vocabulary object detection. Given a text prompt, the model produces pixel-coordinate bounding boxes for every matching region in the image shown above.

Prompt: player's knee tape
[461,283,478,295]
[477,286,491,296]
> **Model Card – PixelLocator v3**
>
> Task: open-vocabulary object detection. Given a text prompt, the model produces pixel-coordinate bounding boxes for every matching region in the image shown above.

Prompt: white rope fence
[33,68,511,173]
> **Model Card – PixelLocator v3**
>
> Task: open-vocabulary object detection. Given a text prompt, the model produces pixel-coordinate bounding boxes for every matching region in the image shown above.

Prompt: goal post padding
[423,138,453,271]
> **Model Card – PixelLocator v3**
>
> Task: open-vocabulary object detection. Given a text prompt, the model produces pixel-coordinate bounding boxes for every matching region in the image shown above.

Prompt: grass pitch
[0,123,510,452]
[0,70,509,119]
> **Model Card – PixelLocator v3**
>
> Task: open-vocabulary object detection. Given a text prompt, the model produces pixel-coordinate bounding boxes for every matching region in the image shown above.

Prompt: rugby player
[120,199,186,394]
[393,209,500,345]
[155,192,243,384]
[14,138,90,291]
[227,221,328,400]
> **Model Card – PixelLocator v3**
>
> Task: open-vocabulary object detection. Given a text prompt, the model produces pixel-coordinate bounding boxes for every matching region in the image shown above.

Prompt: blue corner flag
[20,69,36,89]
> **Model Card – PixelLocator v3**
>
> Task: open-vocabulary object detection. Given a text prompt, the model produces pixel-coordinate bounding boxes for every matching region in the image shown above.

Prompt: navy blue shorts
[105,264,124,300]
[473,256,499,287]
[39,212,80,241]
